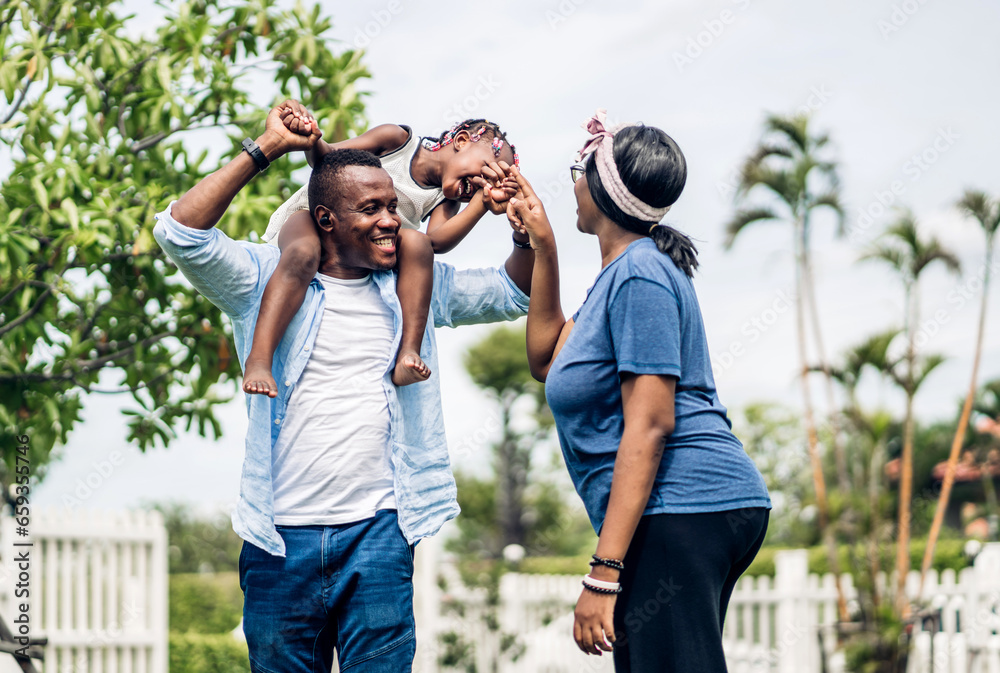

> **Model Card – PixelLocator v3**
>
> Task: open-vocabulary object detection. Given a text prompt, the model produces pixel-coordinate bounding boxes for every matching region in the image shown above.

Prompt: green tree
[0,0,370,489]
[725,112,849,618]
[922,190,1000,590]
[828,330,901,616]
[155,502,243,574]
[861,210,960,616]
[454,324,590,559]
[733,402,813,545]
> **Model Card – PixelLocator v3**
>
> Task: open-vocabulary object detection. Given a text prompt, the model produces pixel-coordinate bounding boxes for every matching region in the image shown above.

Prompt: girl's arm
[304,122,410,166]
[424,198,484,254]
[574,374,676,655]
[425,162,517,254]
[507,168,567,382]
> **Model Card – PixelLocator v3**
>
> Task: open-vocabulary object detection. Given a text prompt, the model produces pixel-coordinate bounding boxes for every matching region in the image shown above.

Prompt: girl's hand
[263,100,321,155]
[278,100,318,137]
[573,589,617,655]
[476,161,517,215]
[507,167,554,250]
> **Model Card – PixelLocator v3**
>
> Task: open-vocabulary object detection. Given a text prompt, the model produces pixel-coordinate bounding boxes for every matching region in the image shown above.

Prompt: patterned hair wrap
[423,120,519,167]
[576,109,671,222]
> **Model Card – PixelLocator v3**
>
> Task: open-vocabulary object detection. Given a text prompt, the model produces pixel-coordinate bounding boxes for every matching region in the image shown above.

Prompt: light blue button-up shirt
[153,203,529,556]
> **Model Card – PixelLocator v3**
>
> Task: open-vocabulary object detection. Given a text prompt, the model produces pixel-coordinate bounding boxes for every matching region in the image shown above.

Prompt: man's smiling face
[322,166,401,274]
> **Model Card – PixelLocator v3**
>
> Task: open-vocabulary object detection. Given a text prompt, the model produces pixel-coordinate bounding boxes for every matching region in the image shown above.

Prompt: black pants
[612,507,769,672]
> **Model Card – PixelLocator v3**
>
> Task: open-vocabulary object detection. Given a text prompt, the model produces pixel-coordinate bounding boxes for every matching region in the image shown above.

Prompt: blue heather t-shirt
[545,238,771,533]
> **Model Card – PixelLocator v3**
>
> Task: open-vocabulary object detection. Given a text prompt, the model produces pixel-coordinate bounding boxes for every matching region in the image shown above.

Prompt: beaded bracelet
[590,554,625,572]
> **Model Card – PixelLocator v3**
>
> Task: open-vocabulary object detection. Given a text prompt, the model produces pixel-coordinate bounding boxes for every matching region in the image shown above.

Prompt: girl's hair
[585,124,698,276]
[423,119,518,167]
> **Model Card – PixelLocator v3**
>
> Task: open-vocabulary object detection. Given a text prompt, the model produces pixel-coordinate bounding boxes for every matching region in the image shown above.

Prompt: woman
[505,110,771,671]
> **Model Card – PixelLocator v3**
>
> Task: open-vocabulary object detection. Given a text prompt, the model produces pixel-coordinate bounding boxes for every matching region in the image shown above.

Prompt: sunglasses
[570,164,585,184]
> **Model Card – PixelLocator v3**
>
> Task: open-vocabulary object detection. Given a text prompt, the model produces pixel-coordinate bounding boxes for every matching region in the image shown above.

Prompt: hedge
[169,632,249,673]
[170,572,243,634]
[515,538,971,578]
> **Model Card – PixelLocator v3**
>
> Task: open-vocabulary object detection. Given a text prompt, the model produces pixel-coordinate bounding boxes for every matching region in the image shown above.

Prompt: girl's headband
[576,109,670,222]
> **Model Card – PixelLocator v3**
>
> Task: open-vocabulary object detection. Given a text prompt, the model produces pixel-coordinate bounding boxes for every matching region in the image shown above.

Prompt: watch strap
[512,232,532,249]
[241,138,270,173]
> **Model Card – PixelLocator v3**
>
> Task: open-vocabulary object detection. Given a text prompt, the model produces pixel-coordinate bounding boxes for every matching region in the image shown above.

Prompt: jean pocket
[238,541,249,591]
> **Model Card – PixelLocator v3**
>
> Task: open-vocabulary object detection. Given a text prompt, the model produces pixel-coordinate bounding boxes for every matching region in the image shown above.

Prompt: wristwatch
[241,138,270,173]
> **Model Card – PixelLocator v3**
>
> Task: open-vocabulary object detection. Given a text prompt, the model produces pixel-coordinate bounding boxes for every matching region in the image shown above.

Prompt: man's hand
[258,99,322,160]
[170,100,320,231]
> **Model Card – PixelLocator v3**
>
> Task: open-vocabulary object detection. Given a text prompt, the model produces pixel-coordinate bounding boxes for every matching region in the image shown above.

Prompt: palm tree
[725,112,849,619]
[827,330,900,613]
[920,190,1000,595]
[861,211,961,617]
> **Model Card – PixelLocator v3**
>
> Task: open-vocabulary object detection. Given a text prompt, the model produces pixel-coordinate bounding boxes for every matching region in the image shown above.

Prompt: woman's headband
[576,109,670,223]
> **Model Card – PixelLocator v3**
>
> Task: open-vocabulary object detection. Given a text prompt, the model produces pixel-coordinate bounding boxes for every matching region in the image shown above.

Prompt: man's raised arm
[171,101,320,230]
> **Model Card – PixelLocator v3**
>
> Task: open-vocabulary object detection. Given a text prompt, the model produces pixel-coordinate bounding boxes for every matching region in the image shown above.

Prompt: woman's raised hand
[507,167,554,250]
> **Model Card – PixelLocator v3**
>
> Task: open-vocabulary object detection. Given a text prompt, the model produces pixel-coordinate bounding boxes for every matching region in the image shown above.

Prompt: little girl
[243,105,519,396]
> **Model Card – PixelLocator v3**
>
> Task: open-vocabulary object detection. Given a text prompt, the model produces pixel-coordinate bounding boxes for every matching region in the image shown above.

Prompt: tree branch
[128,113,255,153]
[0,332,174,385]
[0,279,52,308]
[0,287,52,337]
[1,77,33,125]
[77,332,172,370]
[0,281,26,308]
[0,4,18,33]
[128,111,216,152]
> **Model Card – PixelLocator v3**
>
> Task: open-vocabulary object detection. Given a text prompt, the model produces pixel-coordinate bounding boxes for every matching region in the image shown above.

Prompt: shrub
[169,632,249,673]
[170,572,243,634]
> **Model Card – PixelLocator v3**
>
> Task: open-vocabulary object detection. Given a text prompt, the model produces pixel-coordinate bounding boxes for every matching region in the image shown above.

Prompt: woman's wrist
[588,564,621,582]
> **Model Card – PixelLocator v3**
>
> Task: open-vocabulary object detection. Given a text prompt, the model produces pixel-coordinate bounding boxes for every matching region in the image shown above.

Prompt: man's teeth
[374,238,393,248]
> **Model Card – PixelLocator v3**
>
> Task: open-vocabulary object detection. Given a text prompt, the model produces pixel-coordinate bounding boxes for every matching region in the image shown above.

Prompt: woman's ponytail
[649,225,699,277]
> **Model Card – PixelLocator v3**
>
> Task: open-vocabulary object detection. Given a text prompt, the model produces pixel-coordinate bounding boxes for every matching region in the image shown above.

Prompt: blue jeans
[239,510,416,672]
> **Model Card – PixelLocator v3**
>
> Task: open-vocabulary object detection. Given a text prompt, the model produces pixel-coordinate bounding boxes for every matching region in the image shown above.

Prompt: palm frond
[739,162,800,206]
[913,240,961,277]
[859,243,906,273]
[765,113,809,153]
[724,207,779,248]
[913,353,947,391]
[847,328,903,373]
[810,191,846,235]
[884,210,920,251]
[957,189,1000,237]
[746,143,794,168]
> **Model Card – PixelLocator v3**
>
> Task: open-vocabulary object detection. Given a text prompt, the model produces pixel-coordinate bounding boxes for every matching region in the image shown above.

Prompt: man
[152,102,535,671]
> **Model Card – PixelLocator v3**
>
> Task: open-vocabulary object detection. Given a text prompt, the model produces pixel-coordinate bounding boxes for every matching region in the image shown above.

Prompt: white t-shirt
[271,272,397,525]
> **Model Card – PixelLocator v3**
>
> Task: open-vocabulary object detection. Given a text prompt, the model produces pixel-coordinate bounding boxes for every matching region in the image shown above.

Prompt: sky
[31,0,1000,515]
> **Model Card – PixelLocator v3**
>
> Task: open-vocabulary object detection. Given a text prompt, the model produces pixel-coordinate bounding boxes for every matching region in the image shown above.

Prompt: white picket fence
[0,508,168,673]
[2,506,996,673]
[414,539,1000,673]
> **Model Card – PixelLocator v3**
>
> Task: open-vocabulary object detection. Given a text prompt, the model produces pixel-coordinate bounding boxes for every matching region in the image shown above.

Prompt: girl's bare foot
[243,358,278,398]
[392,350,431,386]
